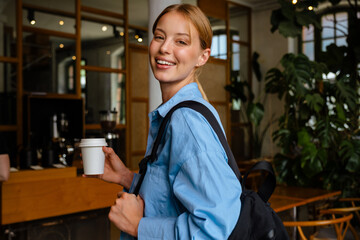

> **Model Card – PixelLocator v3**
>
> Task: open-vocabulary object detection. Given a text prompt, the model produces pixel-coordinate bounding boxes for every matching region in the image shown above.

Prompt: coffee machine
[99,108,121,159]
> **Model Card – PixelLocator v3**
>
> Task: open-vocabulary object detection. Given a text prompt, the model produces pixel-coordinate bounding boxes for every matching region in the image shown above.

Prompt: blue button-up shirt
[123,83,241,240]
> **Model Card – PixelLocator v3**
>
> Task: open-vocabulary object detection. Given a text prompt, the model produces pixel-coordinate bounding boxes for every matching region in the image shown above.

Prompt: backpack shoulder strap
[242,160,276,202]
[134,100,275,201]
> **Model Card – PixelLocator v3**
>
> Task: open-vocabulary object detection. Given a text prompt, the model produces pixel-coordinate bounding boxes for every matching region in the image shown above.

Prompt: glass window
[303,42,314,61]
[303,25,314,41]
[335,12,348,36]
[301,10,350,60]
[211,31,227,60]
[322,14,334,39]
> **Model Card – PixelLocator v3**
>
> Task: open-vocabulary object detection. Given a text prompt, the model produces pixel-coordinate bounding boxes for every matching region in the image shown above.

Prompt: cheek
[177,49,199,67]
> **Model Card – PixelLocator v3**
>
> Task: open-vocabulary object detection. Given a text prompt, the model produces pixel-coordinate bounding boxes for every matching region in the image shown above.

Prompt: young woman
[98,4,241,239]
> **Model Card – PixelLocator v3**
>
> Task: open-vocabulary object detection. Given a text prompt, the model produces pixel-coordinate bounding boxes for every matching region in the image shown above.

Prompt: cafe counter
[1,167,123,225]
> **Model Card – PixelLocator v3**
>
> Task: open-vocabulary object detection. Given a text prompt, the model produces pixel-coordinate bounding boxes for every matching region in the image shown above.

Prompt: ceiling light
[137,38,143,43]
[292,0,297,4]
[120,32,124,36]
[102,25,107,32]
[59,20,64,26]
[308,6,314,10]
[72,56,76,60]
[135,34,139,39]
[59,44,64,48]
[27,9,36,25]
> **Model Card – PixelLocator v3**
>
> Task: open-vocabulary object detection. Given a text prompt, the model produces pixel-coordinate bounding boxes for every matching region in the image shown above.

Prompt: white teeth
[156,59,175,66]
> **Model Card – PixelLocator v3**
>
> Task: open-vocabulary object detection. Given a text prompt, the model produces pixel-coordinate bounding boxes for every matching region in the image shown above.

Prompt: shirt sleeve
[137,150,241,240]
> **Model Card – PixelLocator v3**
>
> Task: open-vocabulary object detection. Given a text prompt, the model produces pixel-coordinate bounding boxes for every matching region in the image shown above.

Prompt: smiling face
[149,11,210,98]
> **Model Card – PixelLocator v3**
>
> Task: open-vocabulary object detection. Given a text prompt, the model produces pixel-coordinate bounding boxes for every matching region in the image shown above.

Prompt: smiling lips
[156,59,176,66]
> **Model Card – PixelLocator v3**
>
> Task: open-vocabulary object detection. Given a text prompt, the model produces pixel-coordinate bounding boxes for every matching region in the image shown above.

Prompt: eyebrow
[155,28,190,37]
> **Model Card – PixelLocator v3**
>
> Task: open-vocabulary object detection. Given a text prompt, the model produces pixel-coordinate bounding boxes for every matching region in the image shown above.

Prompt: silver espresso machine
[99,109,121,159]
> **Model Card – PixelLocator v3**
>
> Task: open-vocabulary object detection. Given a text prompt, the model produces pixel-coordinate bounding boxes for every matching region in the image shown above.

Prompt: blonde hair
[152,4,212,101]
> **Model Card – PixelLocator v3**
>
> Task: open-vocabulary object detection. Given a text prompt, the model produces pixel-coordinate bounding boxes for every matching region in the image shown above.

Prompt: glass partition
[81,20,125,69]
[84,71,125,125]
[0,62,17,125]
[0,0,17,58]
[22,9,76,34]
[22,34,76,93]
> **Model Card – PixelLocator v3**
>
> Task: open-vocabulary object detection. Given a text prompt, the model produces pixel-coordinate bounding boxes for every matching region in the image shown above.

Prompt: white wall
[251,8,288,158]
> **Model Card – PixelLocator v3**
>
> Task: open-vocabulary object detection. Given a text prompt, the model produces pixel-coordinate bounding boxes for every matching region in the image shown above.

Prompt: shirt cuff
[127,173,140,193]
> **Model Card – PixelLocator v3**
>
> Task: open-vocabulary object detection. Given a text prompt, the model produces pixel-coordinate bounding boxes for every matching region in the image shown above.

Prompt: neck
[160,78,194,103]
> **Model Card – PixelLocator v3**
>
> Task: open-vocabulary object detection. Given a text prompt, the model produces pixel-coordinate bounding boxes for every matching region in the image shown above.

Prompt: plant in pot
[225,52,273,159]
[266,0,360,197]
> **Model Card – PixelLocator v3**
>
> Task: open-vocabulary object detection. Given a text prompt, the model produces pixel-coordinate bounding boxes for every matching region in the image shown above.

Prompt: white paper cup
[79,138,108,175]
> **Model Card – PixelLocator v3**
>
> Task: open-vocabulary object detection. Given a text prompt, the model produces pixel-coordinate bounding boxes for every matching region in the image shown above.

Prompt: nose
[160,39,171,54]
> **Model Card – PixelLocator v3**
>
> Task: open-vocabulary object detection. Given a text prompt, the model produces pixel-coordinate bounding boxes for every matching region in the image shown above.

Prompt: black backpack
[133,100,290,240]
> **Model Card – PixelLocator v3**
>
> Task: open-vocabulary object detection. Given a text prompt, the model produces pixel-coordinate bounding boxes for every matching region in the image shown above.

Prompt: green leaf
[265,68,287,99]
[335,103,346,121]
[247,102,264,127]
[346,155,360,172]
[252,52,262,82]
[281,54,312,97]
[278,20,302,37]
[280,1,296,21]
[297,128,312,146]
[270,8,283,33]
[316,117,338,148]
[335,77,357,111]
[340,140,360,172]
[295,10,320,29]
[305,93,324,113]
[318,44,346,73]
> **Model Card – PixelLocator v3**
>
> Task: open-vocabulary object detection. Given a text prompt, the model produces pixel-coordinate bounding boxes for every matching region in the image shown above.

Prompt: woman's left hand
[108,192,144,237]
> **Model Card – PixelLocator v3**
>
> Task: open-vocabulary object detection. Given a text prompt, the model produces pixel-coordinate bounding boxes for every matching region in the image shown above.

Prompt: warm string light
[291,0,314,11]
[135,31,143,43]
[27,9,36,25]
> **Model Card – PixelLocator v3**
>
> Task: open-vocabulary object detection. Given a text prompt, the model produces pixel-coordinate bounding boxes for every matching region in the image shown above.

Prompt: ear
[196,48,211,67]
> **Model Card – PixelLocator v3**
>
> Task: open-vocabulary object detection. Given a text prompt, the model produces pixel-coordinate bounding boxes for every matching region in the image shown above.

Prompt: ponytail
[195,78,208,102]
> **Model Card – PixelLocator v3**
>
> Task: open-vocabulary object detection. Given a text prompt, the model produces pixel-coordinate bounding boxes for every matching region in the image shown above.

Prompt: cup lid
[79,138,108,147]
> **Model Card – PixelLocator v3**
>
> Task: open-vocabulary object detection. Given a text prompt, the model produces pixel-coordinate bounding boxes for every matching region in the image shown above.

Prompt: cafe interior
[0,0,359,239]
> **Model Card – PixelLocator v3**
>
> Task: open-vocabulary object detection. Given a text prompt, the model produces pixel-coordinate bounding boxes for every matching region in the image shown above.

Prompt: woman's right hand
[91,146,134,189]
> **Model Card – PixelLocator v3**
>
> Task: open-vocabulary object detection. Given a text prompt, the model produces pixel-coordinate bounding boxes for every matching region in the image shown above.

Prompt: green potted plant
[225,52,273,158]
[266,0,360,197]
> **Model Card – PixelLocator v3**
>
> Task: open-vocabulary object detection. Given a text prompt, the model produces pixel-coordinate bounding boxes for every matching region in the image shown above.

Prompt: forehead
[156,11,198,37]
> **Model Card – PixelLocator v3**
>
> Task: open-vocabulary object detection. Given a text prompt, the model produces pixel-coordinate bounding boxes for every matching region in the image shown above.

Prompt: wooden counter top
[1,167,123,225]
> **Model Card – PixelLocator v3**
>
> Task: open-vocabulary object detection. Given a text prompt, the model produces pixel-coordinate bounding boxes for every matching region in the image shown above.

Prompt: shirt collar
[150,82,202,120]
